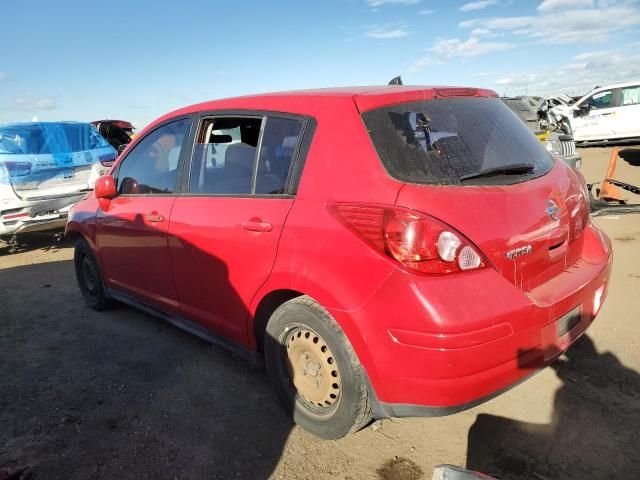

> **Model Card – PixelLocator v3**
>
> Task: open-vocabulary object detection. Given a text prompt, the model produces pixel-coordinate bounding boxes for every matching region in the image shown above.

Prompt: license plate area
[558,307,581,337]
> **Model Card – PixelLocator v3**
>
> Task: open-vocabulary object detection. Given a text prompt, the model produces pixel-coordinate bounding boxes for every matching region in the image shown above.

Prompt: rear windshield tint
[361,97,554,185]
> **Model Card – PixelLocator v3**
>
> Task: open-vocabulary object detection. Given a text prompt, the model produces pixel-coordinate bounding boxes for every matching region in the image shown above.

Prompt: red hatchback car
[67,86,612,439]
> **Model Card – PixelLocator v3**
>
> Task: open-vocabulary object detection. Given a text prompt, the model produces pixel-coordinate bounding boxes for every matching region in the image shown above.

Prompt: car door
[168,113,310,344]
[571,89,616,141]
[616,84,640,138]
[96,117,192,313]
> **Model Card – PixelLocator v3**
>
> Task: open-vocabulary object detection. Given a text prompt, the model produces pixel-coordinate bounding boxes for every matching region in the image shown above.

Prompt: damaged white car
[551,81,640,143]
[0,122,116,242]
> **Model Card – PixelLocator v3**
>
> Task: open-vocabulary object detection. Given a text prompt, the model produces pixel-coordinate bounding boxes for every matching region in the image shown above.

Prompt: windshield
[362,97,554,185]
[0,122,110,155]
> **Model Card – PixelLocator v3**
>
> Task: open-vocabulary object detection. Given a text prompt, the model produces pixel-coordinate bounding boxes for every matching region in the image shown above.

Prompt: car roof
[153,85,498,126]
[588,81,640,94]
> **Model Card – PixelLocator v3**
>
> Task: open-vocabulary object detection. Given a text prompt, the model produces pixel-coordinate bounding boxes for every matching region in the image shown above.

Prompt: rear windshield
[362,97,554,185]
[0,123,110,155]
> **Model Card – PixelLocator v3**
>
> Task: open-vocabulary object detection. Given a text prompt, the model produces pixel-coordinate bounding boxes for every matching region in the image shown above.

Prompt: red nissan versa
[66,86,612,439]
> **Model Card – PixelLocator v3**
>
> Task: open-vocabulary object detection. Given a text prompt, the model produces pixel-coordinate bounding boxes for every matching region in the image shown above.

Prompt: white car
[553,81,640,143]
[0,122,116,241]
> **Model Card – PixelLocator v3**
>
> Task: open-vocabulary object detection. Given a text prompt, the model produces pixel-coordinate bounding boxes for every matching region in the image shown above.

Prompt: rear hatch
[0,122,116,200]
[361,94,590,293]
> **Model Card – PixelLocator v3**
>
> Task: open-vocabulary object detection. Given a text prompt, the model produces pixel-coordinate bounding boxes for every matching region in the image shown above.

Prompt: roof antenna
[388,76,403,86]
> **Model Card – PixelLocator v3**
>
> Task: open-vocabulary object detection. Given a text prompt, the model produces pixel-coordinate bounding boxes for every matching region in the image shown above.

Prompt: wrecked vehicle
[91,119,136,153]
[551,81,640,143]
[0,122,116,242]
[502,96,581,169]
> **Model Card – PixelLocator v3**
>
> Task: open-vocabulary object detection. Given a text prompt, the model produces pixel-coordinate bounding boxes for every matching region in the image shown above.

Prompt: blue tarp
[0,122,116,194]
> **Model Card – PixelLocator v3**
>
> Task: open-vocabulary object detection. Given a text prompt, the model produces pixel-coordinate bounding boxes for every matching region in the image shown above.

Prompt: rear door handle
[242,221,273,232]
[601,112,613,116]
[145,213,164,223]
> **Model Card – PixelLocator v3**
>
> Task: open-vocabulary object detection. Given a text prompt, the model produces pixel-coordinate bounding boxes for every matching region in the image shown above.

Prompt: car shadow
[0,231,69,256]
[0,252,294,479]
[466,335,640,479]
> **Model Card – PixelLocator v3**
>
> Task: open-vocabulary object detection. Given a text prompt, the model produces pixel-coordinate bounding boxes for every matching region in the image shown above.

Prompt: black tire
[74,238,112,311]
[264,296,372,439]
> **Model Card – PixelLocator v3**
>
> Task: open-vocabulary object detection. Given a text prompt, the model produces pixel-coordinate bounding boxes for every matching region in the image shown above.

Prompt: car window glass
[362,98,553,186]
[117,118,188,195]
[587,90,613,110]
[189,117,262,194]
[255,117,303,194]
[621,86,640,106]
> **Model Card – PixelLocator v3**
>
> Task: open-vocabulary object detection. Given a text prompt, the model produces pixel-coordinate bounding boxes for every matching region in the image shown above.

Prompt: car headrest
[225,143,255,178]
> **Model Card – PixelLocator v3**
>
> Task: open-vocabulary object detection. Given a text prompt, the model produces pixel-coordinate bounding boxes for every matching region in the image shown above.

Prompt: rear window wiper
[459,163,535,182]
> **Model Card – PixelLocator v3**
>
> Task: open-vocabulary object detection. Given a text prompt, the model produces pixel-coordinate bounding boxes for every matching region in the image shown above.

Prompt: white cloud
[460,1,640,44]
[419,9,435,15]
[460,0,499,12]
[488,49,640,96]
[431,35,514,60]
[366,0,421,5]
[470,28,493,36]
[409,55,433,73]
[365,25,411,38]
[537,0,593,12]
[12,95,57,111]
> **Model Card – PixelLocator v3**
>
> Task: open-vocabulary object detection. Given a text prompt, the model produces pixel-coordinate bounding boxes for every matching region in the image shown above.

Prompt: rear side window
[621,86,640,106]
[189,117,262,195]
[361,98,554,186]
[189,115,303,195]
[255,117,303,194]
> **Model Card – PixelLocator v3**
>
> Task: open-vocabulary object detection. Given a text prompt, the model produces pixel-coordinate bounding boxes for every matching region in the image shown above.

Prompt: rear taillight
[329,203,489,275]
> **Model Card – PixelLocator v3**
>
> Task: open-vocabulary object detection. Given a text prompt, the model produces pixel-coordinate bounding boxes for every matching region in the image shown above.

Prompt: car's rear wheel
[74,238,111,311]
[264,296,372,439]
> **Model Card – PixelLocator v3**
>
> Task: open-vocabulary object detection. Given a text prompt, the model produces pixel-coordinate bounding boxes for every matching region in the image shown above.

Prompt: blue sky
[1,0,639,128]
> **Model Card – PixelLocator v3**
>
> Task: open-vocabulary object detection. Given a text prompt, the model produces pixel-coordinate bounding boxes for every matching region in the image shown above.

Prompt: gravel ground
[1,146,639,480]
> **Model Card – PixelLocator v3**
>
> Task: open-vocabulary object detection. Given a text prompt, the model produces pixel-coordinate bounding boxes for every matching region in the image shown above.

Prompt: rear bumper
[0,192,86,237]
[335,222,612,415]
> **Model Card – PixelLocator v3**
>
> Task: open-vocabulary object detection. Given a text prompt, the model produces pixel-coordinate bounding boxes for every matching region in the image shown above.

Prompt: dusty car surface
[502,96,582,168]
[66,85,612,439]
[0,122,116,241]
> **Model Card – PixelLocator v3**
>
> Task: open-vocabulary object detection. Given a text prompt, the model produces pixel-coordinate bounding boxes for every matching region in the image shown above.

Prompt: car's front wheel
[74,238,111,311]
[264,296,372,439]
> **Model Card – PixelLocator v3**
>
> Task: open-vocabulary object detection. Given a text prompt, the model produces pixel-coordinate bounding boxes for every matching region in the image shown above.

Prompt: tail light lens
[329,203,489,275]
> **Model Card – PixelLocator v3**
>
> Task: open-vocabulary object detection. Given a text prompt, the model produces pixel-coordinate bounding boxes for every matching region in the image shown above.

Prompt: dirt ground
[1,146,639,480]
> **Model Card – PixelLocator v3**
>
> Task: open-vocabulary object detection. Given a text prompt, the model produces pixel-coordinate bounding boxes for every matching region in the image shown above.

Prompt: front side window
[362,97,554,186]
[117,118,189,195]
[586,90,613,110]
[621,86,640,106]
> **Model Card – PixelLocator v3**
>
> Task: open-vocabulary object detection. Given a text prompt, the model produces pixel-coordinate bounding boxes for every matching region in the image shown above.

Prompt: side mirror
[574,103,590,117]
[94,175,117,199]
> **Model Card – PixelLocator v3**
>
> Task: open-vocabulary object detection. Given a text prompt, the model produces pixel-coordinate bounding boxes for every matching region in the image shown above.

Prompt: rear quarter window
[361,97,554,186]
